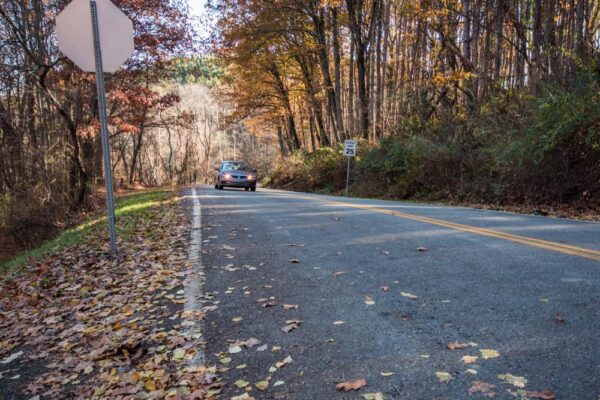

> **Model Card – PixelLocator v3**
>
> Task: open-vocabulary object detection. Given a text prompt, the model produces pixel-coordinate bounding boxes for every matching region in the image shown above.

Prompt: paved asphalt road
[185,186,600,400]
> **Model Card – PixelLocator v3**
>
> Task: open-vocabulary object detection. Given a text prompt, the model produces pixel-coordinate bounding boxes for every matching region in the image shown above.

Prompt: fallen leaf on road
[333,320,345,325]
[480,349,500,359]
[336,378,366,391]
[256,344,267,352]
[275,355,293,368]
[234,379,250,388]
[273,380,285,387]
[272,346,281,352]
[241,337,261,348]
[400,292,418,300]
[461,355,478,364]
[332,271,345,277]
[416,247,428,252]
[380,286,390,292]
[282,323,299,333]
[380,372,394,377]
[466,368,478,375]
[524,390,556,399]
[435,372,453,383]
[364,295,375,305]
[555,313,566,325]
[255,380,269,390]
[228,345,242,354]
[232,317,242,322]
[497,373,527,388]
[468,381,496,397]
[447,342,469,350]
[283,304,298,309]
[288,258,301,263]
[362,393,383,400]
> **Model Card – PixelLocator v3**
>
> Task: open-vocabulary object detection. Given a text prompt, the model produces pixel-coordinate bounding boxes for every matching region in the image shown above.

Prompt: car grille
[231,175,245,179]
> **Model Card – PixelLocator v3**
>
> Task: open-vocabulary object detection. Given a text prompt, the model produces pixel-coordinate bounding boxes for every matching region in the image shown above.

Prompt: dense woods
[0,1,237,257]
[214,0,600,211]
[2,0,600,258]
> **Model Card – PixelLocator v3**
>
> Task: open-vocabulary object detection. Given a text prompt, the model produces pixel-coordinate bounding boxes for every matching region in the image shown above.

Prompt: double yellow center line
[287,193,600,261]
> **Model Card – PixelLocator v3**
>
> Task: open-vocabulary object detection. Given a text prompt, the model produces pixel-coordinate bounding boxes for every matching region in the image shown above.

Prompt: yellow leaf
[400,292,418,300]
[255,380,269,390]
[461,355,478,364]
[435,371,453,383]
[364,295,375,305]
[144,380,156,392]
[497,373,528,388]
[232,317,242,322]
[362,393,384,400]
[173,348,185,360]
[480,349,500,359]
[234,379,250,388]
[465,368,478,375]
[380,372,395,377]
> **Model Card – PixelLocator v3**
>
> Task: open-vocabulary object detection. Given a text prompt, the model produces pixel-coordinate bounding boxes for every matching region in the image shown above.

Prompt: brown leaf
[283,304,298,310]
[555,313,566,325]
[288,258,300,263]
[447,342,469,350]
[468,381,496,398]
[380,286,390,292]
[336,378,366,392]
[525,390,556,399]
[416,247,428,252]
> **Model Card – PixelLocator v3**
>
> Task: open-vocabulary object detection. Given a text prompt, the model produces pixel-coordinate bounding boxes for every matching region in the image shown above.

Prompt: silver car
[214,161,257,191]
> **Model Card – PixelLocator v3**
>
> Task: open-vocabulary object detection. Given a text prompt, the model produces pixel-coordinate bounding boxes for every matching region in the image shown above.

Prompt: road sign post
[90,1,117,254]
[344,140,357,197]
[56,0,134,255]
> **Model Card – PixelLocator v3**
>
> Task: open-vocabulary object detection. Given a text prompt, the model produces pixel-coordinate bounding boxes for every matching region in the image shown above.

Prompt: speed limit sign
[343,140,357,197]
[344,140,357,157]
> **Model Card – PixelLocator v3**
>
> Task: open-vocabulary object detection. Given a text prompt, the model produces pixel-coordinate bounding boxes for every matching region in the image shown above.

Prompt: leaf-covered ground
[0,190,220,399]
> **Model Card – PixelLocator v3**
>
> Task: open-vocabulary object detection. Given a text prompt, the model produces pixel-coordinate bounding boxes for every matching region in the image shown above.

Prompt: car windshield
[222,162,251,171]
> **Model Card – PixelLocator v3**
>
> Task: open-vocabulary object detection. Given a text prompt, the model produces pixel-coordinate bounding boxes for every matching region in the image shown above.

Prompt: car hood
[221,170,254,174]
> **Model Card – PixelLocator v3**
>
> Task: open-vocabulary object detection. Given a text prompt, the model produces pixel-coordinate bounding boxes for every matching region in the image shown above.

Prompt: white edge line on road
[184,187,205,366]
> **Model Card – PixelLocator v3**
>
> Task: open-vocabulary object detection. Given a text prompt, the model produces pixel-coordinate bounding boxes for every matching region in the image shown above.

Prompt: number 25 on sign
[344,140,357,196]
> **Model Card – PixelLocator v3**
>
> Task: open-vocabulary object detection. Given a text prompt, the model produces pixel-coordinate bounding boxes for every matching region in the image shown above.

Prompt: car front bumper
[220,179,256,187]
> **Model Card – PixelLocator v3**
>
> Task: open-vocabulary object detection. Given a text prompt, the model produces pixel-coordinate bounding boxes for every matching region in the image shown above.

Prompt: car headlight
[247,175,254,180]
[223,173,231,179]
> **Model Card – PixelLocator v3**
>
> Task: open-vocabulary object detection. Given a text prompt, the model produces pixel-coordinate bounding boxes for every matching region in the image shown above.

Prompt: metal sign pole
[345,156,351,197]
[90,0,118,254]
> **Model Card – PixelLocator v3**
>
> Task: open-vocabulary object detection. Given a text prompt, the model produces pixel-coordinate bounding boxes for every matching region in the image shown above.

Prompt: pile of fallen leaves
[0,191,220,399]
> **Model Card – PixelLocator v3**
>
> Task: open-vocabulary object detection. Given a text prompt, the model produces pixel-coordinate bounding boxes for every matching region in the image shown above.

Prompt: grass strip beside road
[1,189,170,270]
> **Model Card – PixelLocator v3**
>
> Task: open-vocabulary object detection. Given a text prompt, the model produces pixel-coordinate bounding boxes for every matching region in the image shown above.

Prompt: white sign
[344,140,357,157]
[56,0,134,73]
